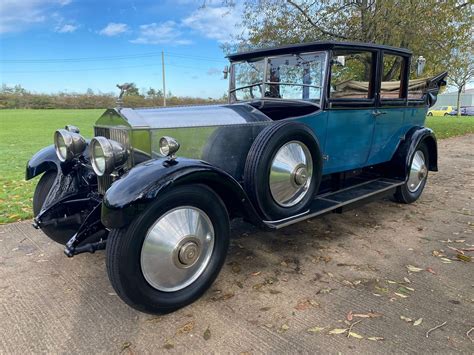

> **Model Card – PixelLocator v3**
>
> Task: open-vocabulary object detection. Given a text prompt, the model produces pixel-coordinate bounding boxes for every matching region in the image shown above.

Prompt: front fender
[26,145,61,180]
[101,158,263,229]
[389,127,438,179]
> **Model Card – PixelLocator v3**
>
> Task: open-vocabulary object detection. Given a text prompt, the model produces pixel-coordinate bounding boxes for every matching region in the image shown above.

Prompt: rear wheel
[33,170,76,245]
[106,184,230,314]
[393,143,429,204]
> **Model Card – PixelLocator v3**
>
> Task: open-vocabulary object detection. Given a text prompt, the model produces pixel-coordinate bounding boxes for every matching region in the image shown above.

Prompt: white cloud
[99,22,129,36]
[0,0,72,34]
[131,21,192,45]
[55,24,78,33]
[182,5,243,43]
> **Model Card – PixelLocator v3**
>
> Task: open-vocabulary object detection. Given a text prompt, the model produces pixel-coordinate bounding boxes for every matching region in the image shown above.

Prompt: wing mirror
[416,56,426,77]
[223,65,229,79]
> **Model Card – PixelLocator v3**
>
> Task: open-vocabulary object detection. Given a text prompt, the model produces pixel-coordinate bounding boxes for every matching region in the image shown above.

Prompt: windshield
[229,52,326,104]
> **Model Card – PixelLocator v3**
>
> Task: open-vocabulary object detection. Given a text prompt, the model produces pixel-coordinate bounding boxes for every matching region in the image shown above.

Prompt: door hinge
[323,154,329,161]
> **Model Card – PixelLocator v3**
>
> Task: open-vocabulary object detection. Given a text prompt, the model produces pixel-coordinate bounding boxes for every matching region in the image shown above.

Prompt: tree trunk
[456,88,462,117]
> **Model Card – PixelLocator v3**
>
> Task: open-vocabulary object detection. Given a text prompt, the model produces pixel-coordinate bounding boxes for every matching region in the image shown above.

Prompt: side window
[381,54,405,100]
[329,50,374,99]
[407,64,427,100]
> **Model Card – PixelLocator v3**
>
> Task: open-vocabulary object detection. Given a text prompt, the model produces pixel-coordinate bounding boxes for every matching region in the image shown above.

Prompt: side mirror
[416,56,426,77]
[223,65,229,80]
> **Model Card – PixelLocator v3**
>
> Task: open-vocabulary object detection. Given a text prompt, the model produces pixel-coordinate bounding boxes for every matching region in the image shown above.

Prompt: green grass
[425,115,474,139]
[0,109,472,224]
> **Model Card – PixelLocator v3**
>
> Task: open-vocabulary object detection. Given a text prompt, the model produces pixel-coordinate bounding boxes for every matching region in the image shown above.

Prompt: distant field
[0,109,473,224]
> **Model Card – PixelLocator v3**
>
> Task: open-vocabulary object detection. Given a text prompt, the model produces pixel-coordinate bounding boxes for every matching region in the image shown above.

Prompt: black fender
[101,158,264,229]
[25,145,61,180]
[388,127,438,179]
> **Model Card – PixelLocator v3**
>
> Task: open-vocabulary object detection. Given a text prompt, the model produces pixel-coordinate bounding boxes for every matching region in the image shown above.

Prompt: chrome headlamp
[159,136,180,158]
[90,136,128,176]
[54,128,86,162]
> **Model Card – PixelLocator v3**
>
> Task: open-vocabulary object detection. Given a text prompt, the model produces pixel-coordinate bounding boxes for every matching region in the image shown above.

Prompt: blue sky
[0,0,244,98]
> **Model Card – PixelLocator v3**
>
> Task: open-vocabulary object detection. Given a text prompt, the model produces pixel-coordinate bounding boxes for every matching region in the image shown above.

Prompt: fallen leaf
[259,307,272,312]
[407,265,423,272]
[307,326,326,333]
[177,321,195,334]
[440,257,452,264]
[404,277,411,283]
[295,299,313,311]
[346,310,353,321]
[251,271,261,276]
[426,267,436,274]
[353,312,383,319]
[163,341,174,350]
[329,328,348,335]
[457,254,472,262]
[394,292,409,298]
[280,324,289,332]
[368,336,384,341]
[348,331,363,339]
[387,280,397,284]
[120,342,131,352]
[400,316,412,322]
[413,318,423,326]
[203,327,211,340]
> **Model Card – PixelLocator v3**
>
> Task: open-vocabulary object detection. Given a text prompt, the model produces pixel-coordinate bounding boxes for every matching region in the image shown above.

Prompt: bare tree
[449,51,474,116]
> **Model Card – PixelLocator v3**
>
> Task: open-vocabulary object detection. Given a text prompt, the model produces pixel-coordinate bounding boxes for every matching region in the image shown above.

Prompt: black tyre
[444,113,449,116]
[393,142,429,204]
[106,184,230,314]
[244,121,322,220]
[427,112,433,116]
[33,170,76,245]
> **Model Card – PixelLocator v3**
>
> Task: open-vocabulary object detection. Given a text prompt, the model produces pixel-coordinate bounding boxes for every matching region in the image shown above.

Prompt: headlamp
[90,136,128,176]
[54,129,86,162]
[159,136,180,158]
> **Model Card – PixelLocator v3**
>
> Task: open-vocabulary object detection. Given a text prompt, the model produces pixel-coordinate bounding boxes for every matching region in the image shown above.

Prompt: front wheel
[393,143,429,204]
[33,170,78,245]
[106,184,230,314]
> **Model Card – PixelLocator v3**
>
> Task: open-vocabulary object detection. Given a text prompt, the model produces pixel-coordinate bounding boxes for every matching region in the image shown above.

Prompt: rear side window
[380,54,405,100]
[329,50,374,99]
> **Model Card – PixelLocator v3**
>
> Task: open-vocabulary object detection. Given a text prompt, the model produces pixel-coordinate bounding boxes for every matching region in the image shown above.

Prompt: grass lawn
[0,109,473,224]
[0,109,102,224]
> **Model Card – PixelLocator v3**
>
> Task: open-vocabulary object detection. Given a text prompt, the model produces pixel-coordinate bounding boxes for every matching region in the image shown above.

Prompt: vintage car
[26,41,447,313]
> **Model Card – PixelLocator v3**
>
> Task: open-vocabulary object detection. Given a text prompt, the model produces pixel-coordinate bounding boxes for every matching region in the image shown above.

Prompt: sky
[0,0,244,98]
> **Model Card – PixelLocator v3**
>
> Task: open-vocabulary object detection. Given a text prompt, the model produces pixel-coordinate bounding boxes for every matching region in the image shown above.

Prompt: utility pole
[161,51,166,107]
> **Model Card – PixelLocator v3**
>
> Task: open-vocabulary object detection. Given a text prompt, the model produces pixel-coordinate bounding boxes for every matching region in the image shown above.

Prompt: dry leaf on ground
[413,318,423,326]
[329,328,348,335]
[307,326,326,333]
[407,265,423,272]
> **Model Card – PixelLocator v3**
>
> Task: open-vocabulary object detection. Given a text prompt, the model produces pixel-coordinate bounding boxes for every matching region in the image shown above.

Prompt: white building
[435,88,474,107]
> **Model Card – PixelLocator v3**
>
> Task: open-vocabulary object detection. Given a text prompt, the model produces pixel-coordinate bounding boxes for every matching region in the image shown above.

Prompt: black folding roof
[227,41,412,61]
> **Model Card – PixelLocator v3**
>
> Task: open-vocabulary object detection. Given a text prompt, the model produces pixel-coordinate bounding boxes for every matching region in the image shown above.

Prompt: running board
[263,178,404,229]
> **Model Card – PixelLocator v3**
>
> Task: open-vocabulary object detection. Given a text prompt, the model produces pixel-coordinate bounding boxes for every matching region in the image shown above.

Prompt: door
[323,49,377,174]
[367,52,409,165]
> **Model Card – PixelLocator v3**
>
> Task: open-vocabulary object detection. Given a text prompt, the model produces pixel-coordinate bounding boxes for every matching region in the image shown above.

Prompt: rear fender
[388,127,438,179]
[101,158,263,229]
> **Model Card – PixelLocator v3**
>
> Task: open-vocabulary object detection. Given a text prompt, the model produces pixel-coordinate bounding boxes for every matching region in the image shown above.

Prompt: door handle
[372,110,387,117]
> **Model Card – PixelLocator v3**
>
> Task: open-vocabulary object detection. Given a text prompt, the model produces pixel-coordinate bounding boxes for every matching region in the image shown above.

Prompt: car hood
[95,104,271,129]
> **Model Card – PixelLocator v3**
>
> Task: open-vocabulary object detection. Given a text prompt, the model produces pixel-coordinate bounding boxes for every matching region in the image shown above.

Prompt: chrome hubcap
[140,207,215,292]
[407,150,427,192]
[269,141,313,207]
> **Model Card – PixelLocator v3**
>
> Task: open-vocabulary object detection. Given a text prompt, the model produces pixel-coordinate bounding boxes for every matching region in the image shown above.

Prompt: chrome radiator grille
[94,126,130,194]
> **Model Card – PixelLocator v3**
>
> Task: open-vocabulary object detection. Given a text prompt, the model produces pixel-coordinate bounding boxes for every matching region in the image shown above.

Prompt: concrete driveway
[1,134,473,353]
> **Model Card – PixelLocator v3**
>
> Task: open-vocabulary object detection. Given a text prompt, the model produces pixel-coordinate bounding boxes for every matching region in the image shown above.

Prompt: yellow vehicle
[427,105,453,116]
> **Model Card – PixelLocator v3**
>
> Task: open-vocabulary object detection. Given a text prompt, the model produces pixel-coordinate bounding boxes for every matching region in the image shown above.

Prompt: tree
[229,0,473,77]
[448,49,474,116]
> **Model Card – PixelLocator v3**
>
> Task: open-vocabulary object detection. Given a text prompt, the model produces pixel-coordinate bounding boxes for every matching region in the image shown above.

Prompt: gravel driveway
[1,134,473,354]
